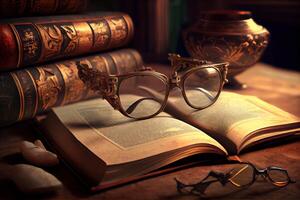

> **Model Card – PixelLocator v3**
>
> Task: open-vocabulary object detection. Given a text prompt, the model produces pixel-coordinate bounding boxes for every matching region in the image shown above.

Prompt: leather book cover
[0,12,134,70]
[0,49,143,127]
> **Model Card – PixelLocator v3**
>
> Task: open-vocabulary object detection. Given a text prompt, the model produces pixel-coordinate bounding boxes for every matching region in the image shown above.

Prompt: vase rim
[199,10,252,21]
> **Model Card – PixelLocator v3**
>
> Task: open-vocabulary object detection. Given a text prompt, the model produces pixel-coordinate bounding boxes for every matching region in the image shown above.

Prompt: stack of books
[0,0,143,127]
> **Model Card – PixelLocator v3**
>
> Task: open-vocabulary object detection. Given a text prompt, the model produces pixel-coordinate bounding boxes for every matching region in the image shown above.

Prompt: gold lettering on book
[37,24,63,59]
[23,29,38,58]
[36,68,61,110]
[89,20,110,48]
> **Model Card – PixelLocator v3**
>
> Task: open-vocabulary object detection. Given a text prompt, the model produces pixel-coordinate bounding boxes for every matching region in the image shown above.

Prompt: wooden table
[0,63,300,200]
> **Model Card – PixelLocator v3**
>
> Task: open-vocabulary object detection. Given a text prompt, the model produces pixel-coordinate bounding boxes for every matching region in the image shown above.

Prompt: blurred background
[88,0,300,71]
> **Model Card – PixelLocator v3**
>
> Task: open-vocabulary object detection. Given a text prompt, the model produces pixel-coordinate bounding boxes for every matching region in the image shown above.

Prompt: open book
[38,92,300,190]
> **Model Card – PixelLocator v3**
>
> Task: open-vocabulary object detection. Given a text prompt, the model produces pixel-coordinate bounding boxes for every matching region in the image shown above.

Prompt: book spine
[0,13,134,70]
[0,0,88,17]
[0,49,143,127]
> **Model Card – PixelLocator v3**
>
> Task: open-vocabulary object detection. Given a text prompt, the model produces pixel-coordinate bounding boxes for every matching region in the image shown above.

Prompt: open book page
[231,95,300,151]
[51,97,227,167]
[166,92,300,154]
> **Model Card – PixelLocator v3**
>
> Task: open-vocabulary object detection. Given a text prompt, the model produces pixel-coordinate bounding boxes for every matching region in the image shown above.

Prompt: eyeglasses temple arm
[192,179,219,194]
[138,83,214,108]
[175,169,231,195]
[175,177,219,195]
[125,97,161,114]
[137,85,166,100]
[191,87,215,101]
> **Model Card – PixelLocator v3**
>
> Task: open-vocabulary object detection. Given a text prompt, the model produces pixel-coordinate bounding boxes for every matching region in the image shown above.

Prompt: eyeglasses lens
[183,67,221,109]
[229,163,254,187]
[118,74,167,119]
[267,169,289,186]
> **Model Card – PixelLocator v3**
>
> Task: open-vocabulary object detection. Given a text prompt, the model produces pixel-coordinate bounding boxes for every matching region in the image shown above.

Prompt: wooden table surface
[0,63,300,200]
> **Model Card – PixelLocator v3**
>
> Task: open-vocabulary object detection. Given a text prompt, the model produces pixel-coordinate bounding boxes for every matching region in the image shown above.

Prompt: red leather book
[0,49,143,127]
[0,12,134,71]
[0,0,88,17]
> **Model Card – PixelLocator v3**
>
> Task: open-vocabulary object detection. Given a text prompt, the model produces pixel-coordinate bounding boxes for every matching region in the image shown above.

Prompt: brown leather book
[0,12,134,70]
[0,49,143,127]
[0,0,88,17]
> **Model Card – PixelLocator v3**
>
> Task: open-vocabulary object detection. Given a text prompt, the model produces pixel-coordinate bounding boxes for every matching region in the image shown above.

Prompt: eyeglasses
[77,54,228,120]
[175,162,296,196]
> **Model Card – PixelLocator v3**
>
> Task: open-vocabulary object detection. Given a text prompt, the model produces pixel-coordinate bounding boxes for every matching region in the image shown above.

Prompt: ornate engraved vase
[183,10,269,88]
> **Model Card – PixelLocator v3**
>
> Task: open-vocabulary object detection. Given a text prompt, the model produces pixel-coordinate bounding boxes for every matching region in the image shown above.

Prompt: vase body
[183,11,270,78]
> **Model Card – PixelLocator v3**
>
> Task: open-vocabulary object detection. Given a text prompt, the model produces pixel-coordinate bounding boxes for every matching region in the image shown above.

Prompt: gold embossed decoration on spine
[2,13,134,70]
[106,17,129,48]
[11,24,43,68]
[88,20,111,50]
[36,23,80,61]
[35,67,62,111]
[0,49,143,127]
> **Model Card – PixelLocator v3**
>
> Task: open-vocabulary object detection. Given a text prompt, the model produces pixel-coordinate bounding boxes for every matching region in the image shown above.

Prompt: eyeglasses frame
[77,54,229,120]
[175,162,296,196]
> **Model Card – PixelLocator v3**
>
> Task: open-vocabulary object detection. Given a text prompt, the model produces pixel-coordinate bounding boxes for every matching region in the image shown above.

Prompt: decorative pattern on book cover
[0,0,88,17]
[0,49,143,127]
[0,12,134,70]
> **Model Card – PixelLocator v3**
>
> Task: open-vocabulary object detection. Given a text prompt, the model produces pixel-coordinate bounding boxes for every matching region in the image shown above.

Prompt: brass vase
[183,10,269,88]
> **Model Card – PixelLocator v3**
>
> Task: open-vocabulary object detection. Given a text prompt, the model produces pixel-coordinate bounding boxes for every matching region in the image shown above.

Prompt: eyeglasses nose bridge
[261,174,268,181]
[169,73,182,89]
[257,169,269,181]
